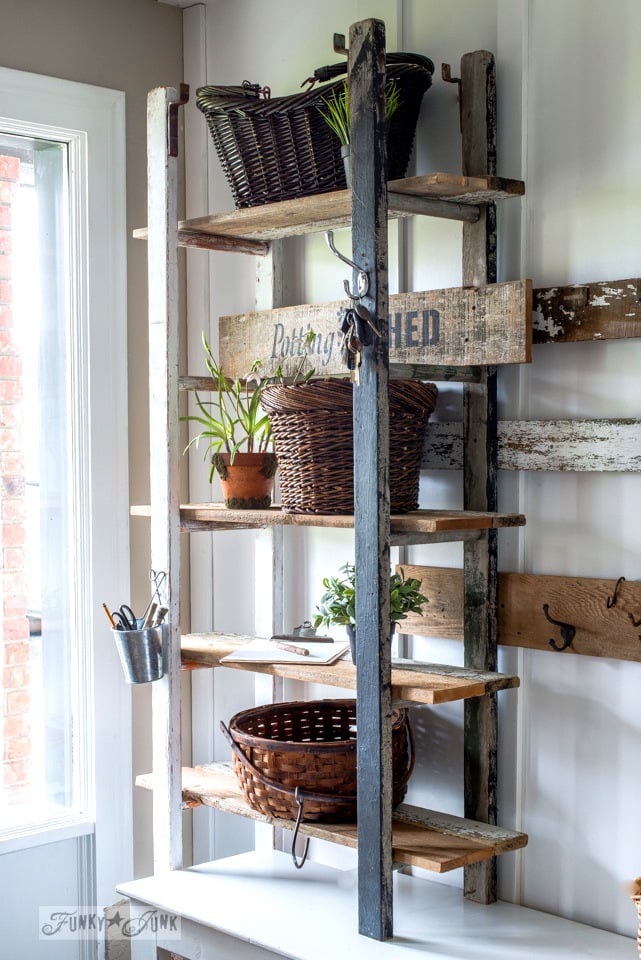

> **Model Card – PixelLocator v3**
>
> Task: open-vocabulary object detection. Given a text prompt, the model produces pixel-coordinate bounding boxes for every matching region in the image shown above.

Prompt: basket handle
[220,719,350,871]
[394,708,416,792]
[219,720,357,807]
[220,713,415,798]
[307,51,435,87]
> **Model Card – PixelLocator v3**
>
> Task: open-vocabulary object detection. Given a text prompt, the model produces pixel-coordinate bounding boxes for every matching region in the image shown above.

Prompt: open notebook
[220,638,350,666]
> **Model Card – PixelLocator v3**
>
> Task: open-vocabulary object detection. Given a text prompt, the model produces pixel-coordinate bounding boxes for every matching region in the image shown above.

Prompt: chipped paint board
[533,278,641,342]
[422,419,641,471]
[219,280,532,377]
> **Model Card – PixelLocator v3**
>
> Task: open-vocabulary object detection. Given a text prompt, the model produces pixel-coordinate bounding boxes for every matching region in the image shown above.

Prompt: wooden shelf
[180,632,520,704]
[131,504,526,543]
[136,763,527,874]
[133,173,525,250]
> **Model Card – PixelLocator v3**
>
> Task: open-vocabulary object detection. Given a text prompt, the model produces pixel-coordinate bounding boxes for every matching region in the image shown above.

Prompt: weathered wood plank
[133,173,523,245]
[423,418,641,471]
[218,280,531,378]
[179,632,520,704]
[130,503,526,533]
[136,763,527,873]
[460,48,499,906]
[350,18,393,941]
[399,565,641,663]
[533,278,641,343]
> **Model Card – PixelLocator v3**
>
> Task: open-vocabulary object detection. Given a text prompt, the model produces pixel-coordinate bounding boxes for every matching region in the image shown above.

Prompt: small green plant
[181,332,273,482]
[318,78,402,146]
[312,561,428,631]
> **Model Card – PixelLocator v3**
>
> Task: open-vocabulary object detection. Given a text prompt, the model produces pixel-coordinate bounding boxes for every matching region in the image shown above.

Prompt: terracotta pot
[212,452,277,509]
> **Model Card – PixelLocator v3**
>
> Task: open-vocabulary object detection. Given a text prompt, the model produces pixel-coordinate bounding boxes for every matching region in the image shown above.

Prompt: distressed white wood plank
[423,419,641,471]
[147,85,185,873]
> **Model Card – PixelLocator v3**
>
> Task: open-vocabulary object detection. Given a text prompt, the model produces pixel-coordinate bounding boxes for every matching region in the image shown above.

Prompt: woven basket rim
[261,378,438,415]
[228,698,359,753]
[227,698,409,753]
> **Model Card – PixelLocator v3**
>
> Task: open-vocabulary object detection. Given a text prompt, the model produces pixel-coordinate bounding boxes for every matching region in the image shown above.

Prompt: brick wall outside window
[0,155,31,803]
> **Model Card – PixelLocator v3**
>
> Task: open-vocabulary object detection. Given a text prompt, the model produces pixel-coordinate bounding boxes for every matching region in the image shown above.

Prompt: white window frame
[0,67,130,906]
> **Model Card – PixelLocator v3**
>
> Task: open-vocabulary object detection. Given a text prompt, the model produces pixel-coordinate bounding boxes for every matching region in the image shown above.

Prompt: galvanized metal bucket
[113,624,165,683]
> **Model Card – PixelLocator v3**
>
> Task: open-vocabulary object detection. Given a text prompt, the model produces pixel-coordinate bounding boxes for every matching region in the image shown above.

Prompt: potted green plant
[318,78,402,186]
[182,332,277,509]
[312,561,428,663]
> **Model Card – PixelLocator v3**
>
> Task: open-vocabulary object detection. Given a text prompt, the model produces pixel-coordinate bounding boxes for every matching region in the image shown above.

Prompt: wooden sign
[218,279,532,378]
[397,565,641,663]
[533,278,641,343]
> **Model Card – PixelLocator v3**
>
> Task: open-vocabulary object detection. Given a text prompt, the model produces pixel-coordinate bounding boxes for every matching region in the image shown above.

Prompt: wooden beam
[349,18,393,942]
[423,418,641,471]
[218,280,532,378]
[460,48,498,906]
[533,278,641,343]
[398,566,641,664]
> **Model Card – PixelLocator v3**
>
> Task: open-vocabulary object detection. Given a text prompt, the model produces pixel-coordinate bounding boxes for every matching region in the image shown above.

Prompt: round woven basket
[260,379,438,514]
[220,699,414,823]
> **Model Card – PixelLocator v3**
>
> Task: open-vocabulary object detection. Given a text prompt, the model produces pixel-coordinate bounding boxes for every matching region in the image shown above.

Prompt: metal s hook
[291,787,310,869]
[542,603,576,652]
[325,231,369,302]
[607,576,626,608]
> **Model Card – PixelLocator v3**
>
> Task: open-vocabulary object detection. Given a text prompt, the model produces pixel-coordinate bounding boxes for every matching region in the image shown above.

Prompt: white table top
[117,850,635,959]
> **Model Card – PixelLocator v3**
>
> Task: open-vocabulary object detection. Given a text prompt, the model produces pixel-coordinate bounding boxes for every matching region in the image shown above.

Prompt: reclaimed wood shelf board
[136,763,527,874]
[133,173,525,248]
[180,632,520,704]
[399,565,641,663]
[130,504,526,538]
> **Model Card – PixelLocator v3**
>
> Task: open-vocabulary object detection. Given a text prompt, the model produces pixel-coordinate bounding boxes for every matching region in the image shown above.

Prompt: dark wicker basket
[220,699,414,822]
[195,52,434,208]
[260,379,438,514]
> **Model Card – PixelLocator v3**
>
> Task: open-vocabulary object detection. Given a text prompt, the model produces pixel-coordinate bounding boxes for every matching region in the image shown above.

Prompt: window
[1,131,90,831]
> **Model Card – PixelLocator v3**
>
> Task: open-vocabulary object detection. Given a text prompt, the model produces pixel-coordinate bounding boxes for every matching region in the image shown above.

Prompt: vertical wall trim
[182,2,217,868]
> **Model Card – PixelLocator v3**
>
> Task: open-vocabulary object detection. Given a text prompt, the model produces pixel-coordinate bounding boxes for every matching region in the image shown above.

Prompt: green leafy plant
[318,78,403,146]
[312,561,428,631]
[181,332,273,482]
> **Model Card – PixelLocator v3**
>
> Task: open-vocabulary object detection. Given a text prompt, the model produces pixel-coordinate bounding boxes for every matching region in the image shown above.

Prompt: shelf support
[147,85,187,873]
[349,18,393,941]
[460,50,499,904]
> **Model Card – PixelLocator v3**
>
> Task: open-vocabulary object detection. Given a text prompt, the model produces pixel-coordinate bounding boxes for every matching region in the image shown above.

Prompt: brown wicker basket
[195,52,434,208]
[260,379,438,514]
[220,699,414,823]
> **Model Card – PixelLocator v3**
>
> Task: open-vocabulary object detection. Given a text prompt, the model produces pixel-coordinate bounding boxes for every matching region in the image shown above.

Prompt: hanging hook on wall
[542,603,576,652]
[325,230,369,301]
[606,575,626,608]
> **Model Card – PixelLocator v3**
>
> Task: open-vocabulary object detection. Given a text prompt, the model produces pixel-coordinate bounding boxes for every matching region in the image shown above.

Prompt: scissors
[150,569,167,605]
[141,569,168,624]
[112,604,137,630]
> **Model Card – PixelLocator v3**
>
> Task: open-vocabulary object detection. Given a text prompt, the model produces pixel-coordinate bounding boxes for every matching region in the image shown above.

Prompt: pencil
[275,641,310,657]
[102,602,117,629]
